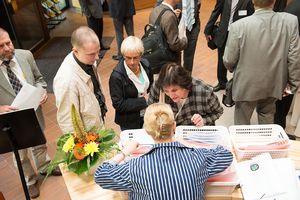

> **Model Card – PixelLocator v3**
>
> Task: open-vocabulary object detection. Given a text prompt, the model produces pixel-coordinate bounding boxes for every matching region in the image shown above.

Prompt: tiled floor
[0,1,298,199]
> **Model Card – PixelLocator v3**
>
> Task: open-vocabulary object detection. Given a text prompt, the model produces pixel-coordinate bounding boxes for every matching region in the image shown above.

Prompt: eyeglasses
[123,55,141,62]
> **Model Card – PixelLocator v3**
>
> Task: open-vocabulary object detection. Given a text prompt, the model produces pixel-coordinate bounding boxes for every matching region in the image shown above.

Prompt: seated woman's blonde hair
[144,103,175,140]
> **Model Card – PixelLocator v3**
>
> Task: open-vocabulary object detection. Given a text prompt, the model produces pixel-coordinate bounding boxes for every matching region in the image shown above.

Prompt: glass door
[0,0,49,51]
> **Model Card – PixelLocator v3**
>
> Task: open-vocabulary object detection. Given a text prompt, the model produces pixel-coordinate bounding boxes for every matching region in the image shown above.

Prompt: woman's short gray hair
[121,36,144,56]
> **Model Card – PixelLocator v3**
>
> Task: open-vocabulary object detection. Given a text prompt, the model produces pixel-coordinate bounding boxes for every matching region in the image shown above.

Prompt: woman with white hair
[109,36,153,130]
[95,103,233,200]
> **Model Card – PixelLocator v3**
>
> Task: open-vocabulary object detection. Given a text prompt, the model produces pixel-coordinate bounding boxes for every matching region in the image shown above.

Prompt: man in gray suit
[223,0,300,125]
[204,0,254,92]
[0,28,61,198]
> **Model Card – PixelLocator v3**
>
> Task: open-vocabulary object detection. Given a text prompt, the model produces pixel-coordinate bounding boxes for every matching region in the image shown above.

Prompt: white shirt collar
[162,2,174,11]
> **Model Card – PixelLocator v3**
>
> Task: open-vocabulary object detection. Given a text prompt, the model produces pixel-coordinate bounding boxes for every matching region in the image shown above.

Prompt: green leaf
[57,134,72,150]
[99,128,116,142]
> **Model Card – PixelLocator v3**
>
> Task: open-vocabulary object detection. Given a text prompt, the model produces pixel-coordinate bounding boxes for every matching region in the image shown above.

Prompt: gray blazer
[223,10,300,101]
[79,0,103,19]
[0,49,47,129]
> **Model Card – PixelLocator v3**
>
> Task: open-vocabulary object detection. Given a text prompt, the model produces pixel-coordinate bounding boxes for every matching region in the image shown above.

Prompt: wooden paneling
[134,0,156,10]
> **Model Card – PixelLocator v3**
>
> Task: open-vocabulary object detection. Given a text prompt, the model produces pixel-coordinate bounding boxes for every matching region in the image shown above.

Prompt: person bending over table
[94,103,233,200]
[148,63,223,126]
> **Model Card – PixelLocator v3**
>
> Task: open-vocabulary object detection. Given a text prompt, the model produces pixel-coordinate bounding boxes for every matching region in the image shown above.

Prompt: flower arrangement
[47,104,117,175]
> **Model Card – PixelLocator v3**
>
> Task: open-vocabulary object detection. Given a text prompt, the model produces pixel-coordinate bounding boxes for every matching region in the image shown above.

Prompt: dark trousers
[86,16,105,48]
[183,20,200,73]
[113,16,134,56]
[217,43,228,87]
[274,94,294,129]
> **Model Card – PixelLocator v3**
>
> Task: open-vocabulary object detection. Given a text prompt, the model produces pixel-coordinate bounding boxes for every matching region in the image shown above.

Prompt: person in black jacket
[204,0,254,92]
[109,36,153,130]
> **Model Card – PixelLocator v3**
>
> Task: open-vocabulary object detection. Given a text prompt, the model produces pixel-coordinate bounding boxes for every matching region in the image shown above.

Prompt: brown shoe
[40,166,62,176]
[28,182,40,198]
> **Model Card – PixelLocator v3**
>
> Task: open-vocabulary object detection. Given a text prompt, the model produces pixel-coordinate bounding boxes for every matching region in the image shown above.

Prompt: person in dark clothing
[109,36,153,130]
[108,0,135,61]
[273,0,287,11]
[79,0,110,54]
[204,0,254,92]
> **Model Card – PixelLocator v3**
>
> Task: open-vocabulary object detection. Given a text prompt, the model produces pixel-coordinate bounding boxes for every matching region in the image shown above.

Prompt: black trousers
[86,16,105,48]
[274,94,294,129]
[183,20,200,73]
[217,42,228,87]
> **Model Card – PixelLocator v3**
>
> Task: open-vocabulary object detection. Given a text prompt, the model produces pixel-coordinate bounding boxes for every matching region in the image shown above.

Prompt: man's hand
[0,105,18,113]
[40,93,48,105]
[205,34,212,41]
[191,114,204,127]
[174,9,181,18]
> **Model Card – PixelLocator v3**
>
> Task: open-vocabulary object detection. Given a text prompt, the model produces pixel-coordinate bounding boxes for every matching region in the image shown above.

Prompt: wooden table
[60,140,300,200]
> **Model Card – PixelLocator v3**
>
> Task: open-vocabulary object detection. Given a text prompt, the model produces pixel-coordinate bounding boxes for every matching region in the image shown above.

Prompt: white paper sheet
[11,83,45,111]
[237,153,286,200]
[238,153,300,200]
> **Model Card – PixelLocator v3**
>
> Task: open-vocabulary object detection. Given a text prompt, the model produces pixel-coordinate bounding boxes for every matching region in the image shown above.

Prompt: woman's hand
[122,140,139,156]
[191,114,204,127]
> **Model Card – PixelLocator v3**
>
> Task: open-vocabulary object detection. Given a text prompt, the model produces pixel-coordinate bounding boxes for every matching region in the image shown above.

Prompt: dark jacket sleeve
[204,0,224,35]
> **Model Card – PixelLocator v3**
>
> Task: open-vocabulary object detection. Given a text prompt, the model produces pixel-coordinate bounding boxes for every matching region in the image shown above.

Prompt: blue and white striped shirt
[95,142,233,200]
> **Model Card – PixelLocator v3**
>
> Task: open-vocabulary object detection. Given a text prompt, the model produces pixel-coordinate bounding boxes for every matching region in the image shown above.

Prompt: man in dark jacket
[108,0,135,61]
[204,0,254,92]
[109,36,153,130]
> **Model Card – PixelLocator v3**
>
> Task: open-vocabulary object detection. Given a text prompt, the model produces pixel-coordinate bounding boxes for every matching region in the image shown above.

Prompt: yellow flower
[84,142,99,157]
[62,136,75,152]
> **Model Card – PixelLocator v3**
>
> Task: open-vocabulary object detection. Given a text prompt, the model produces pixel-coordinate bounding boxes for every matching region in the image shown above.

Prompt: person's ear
[72,47,78,54]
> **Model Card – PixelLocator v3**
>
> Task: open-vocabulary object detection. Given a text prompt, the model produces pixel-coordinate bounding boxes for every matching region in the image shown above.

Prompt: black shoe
[286,133,296,140]
[112,55,121,61]
[28,182,40,198]
[213,84,226,92]
[40,166,62,176]
[101,46,110,51]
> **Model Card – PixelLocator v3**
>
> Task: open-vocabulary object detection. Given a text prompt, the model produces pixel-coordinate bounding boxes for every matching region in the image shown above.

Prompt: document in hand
[11,82,45,111]
[237,153,300,200]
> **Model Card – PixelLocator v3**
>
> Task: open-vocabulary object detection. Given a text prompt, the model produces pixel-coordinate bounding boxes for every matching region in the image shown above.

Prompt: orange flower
[75,143,84,148]
[87,132,98,142]
[73,143,85,160]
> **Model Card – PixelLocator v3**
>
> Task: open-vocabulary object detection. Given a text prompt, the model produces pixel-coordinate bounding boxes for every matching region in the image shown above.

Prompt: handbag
[207,21,220,50]
[222,78,235,107]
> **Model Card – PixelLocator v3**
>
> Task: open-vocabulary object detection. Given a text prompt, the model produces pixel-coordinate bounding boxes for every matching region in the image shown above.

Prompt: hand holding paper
[11,82,46,111]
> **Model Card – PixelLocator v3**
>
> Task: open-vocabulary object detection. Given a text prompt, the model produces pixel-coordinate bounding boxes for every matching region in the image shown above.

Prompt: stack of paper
[237,153,300,200]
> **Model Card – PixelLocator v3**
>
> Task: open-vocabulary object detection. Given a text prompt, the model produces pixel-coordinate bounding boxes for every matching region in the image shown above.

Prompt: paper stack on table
[237,153,300,200]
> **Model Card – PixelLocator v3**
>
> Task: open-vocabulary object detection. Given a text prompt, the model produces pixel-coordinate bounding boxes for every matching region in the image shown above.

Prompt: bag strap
[154,8,172,26]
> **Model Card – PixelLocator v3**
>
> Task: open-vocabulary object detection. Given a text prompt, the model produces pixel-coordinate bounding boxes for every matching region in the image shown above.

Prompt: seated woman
[109,36,153,130]
[148,63,223,126]
[94,103,233,200]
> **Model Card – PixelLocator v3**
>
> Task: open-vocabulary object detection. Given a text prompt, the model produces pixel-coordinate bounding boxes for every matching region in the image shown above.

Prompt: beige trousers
[13,144,50,186]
